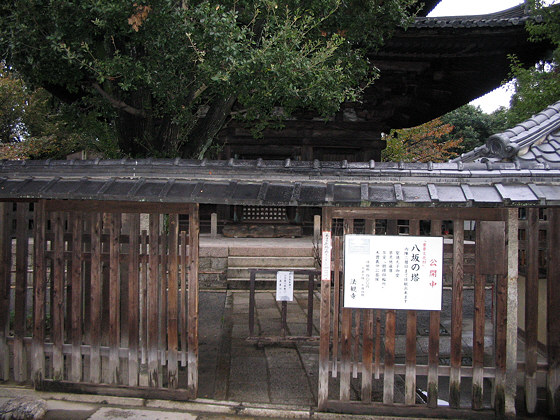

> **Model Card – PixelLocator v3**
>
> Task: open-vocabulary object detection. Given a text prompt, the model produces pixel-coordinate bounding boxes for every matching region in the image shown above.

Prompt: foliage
[0,0,417,158]
[0,67,120,160]
[505,0,560,125]
[381,118,462,162]
[0,64,26,143]
[440,104,509,153]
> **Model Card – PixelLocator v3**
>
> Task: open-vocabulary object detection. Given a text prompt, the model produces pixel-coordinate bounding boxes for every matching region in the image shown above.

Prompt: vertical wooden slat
[249,270,256,337]
[180,230,187,366]
[361,218,375,402]
[427,219,441,408]
[340,218,353,401]
[148,213,160,387]
[383,219,397,405]
[167,213,179,389]
[160,231,168,369]
[70,212,83,383]
[405,219,420,406]
[14,202,28,382]
[332,235,341,378]
[494,270,508,414]
[383,309,396,404]
[187,205,199,396]
[449,220,464,408]
[307,273,314,337]
[525,207,539,413]
[0,202,10,380]
[128,213,140,386]
[505,208,518,417]
[108,213,121,384]
[374,309,381,379]
[140,230,148,365]
[353,310,360,379]
[472,223,485,410]
[52,211,65,381]
[90,212,102,383]
[318,207,332,410]
[547,208,560,416]
[32,201,46,386]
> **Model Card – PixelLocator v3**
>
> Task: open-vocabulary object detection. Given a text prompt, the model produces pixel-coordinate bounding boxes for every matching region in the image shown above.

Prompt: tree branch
[92,83,147,118]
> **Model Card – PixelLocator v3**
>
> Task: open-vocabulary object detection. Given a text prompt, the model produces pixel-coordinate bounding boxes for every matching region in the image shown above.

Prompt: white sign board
[344,235,443,310]
[321,231,332,282]
[276,271,294,301]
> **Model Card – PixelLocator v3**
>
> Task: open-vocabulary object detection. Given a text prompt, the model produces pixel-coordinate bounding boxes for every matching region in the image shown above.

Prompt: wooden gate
[0,200,199,399]
[318,207,518,417]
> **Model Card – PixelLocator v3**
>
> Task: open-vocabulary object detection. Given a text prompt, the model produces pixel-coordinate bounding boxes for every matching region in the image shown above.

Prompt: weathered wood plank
[361,309,374,402]
[427,219,441,408]
[160,232,168,370]
[180,230,187,367]
[13,203,29,382]
[127,214,140,386]
[472,223,486,410]
[330,207,505,222]
[167,214,179,389]
[52,211,65,381]
[494,272,507,415]
[361,218,375,402]
[89,212,102,383]
[108,213,121,384]
[450,219,464,408]
[547,208,560,416]
[32,201,46,386]
[332,236,341,378]
[148,213,160,387]
[525,208,539,414]
[0,202,10,381]
[383,309,396,405]
[318,207,333,410]
[71,212,83,383]
[187,205,199,396]
[140,230,148,366]
[45,200,193,215]
[505,208,518,417]
[340,218,354,400]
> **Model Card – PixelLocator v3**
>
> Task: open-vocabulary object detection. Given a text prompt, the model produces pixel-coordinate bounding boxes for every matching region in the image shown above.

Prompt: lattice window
[242,206,287,222]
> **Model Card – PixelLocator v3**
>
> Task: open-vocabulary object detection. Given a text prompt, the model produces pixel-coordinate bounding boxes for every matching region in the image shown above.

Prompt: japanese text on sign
[276,271,294,302]
[343,235,443,310]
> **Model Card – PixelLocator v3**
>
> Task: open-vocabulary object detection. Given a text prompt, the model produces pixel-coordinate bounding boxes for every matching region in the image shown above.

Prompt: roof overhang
[2,158,560,208]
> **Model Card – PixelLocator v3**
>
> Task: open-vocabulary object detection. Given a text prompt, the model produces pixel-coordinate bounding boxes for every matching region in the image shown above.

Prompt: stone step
[227,247,314,258]
[227,256,317,268]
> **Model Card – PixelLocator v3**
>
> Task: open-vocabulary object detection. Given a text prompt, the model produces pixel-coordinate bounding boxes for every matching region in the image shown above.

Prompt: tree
[381,118,462,163]
[0,0,417,159]
[440,104,509,153]
[0,66,120,160]
[505,0,560,125]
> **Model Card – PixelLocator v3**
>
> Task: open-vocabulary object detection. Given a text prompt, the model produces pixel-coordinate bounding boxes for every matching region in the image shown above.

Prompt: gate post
[318,207,332,410]
[505,208,519,417]
[547,208,560,416]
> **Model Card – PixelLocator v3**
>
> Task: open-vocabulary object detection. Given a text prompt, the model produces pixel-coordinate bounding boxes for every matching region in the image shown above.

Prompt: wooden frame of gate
[0,200,200,400]
[318,207,520,417]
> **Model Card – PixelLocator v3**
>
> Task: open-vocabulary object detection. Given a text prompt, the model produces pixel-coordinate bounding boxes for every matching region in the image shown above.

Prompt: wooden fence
[318,207,560,417]
[0,200,200,399]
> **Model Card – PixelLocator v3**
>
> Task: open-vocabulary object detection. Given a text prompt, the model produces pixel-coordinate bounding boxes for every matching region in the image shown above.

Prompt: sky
[427,0,554,113]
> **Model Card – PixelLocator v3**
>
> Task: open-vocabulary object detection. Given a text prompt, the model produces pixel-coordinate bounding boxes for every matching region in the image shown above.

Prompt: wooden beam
[547,208,560,416]
[52,211,65,381]
[318,207,333,410]
[525,208,539,414]
[89,212,102,383]
[187,205,200,397]
[0,202,10,380]
[427,219,441,408]
[128,213,140,386]
[32,201,46,386]
[167,213,179,389]
[147,213,160,388]
[450,219,464,408]
[70,212,83,383]
[505,208,518,417]
[331,207,505,222]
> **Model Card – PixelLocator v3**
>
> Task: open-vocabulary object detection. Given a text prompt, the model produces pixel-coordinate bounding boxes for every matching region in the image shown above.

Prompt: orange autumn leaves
[128,3,152,32]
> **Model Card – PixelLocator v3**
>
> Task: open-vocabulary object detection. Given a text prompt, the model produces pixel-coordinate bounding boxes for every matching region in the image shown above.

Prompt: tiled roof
[454,100,560,165]
[413,4,538,30]
[1,158,560,207]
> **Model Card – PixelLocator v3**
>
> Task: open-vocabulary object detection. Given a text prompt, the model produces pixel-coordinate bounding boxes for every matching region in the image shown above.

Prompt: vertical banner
[276,271,294,301]
[344,235,443,310]
[321,231,332,282]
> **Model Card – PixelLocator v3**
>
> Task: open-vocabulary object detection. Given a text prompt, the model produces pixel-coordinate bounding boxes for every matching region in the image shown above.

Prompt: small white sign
[276,271,294,301]
[321,231,332,282]
[344,235,443,310]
